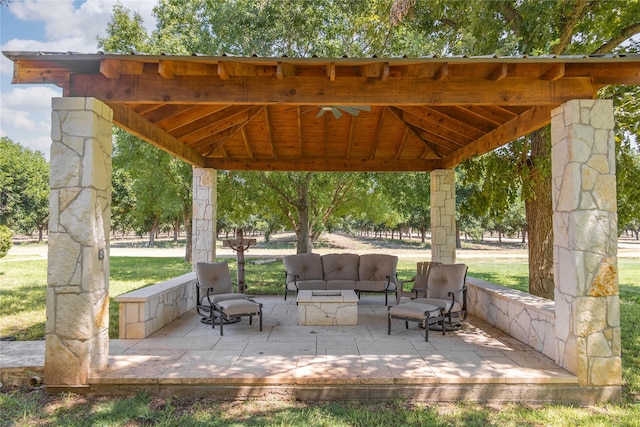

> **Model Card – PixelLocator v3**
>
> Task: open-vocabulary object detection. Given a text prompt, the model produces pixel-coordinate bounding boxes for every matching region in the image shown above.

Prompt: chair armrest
[284,272,300,289]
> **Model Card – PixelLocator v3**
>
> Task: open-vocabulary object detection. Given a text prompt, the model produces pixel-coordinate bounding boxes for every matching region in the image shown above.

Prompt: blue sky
[1,0,157,159]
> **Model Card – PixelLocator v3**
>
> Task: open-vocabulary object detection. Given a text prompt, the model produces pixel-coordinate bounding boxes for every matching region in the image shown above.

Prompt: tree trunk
[525,130,555,300]
[295,178,311,254]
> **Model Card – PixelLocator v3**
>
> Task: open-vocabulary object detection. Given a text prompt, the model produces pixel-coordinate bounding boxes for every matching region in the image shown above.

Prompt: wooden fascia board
[110,103,205,167]
[204,157,443,172]
[68,73,596,106]
[441,106,555,169]
[12,60,71,85]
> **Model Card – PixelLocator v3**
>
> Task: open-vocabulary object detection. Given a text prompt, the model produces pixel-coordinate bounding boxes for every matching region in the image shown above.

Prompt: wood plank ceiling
[5,52,640,171]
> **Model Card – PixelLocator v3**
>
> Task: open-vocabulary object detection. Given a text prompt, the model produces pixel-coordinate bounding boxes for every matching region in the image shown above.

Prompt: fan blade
[339,106,363,116]
[315,109,325,118]
[331,107,342,119]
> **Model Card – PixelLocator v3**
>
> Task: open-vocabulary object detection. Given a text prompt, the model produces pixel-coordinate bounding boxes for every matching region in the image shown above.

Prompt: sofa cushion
[322,253,359,282]
[326,280,357,290]
[358,254,398,283]
[297,280,328,290]
[356,280,396,292]
[283,253,324,283]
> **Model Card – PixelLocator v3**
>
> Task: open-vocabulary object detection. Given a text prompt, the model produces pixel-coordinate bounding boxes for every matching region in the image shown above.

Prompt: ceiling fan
[313,105,371,119]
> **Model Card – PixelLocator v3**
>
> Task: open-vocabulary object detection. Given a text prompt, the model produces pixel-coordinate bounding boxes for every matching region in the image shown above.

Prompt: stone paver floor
[1,295,576,387]
[96,295,574,385]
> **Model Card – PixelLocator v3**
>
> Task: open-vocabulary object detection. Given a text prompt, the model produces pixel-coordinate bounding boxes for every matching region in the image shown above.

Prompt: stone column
[46,98,112,387]
[551,99,621,389]
[430,169,456,264]
[192,167,217,268]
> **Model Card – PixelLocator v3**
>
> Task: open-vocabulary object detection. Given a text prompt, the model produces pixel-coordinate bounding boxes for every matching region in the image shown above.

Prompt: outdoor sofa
[283,253,398,305]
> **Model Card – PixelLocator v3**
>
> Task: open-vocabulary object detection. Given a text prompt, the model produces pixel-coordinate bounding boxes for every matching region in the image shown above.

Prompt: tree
[604,85,640,237]
[392,0,640,299]
[112,130,193,261]
[0,137,49,241]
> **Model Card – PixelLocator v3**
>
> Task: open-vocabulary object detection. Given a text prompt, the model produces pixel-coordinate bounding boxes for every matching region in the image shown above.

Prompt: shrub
[0,225,12,258]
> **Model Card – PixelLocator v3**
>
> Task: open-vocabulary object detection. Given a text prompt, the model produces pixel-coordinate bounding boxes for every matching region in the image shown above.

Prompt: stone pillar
[192,167,217,268]
[551,99,621,388]
[430,169,456,264]
[46,98,112,387]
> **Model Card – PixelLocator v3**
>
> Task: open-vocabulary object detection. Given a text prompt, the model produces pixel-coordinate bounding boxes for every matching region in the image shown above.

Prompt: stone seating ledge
[114,272,197,339]
[466,276,557,361]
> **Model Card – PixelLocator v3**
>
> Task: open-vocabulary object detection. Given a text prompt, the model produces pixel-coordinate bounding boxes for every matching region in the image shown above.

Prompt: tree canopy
[0,137,49,241]
[99,1,640,280]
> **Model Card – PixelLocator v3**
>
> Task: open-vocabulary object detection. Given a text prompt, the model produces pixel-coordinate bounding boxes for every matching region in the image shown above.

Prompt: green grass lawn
[1,253,639,425]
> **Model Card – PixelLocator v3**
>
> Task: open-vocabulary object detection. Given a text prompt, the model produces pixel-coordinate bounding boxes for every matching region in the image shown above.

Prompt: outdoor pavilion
[4,51,640,401]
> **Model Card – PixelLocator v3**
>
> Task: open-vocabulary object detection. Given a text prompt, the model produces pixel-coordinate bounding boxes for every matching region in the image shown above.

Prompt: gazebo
[4,51,639,400]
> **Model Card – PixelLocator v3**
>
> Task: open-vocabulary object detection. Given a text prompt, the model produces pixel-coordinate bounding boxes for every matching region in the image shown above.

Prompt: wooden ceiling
[5,52,640,171]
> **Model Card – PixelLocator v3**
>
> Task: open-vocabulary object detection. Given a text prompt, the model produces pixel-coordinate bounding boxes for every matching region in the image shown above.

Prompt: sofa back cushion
[358,254,398,283]
[322,253,359,281]
[283,253,323,283]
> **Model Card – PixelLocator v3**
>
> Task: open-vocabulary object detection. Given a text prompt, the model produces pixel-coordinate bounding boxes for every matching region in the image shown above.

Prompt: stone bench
[114,272,197,339]
[465,276,556,361]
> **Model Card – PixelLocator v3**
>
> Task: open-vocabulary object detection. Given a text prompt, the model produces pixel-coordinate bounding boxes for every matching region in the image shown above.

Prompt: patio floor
[2,294,586,402]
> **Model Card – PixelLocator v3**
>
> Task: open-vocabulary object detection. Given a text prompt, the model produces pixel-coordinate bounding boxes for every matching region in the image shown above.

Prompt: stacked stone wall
[115,273,197,339]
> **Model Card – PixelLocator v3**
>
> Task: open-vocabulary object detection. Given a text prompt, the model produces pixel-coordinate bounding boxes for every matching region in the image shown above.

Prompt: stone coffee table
[297,289,359,326]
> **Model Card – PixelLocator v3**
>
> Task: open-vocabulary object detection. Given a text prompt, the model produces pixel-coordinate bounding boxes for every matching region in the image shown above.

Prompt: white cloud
[1,0,158,158]
[8,0,157,52]
[3,86,61,110]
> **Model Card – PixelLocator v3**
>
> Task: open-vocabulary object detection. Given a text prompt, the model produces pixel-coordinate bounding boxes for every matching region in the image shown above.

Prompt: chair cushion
[210,293,248,304]
[426,264,467,300]
[322,253,359,281]
[216,299,261,317]
[389,302,442,320]
[283,253,323,283]
[413,297,461,313]
[196,261,234,294]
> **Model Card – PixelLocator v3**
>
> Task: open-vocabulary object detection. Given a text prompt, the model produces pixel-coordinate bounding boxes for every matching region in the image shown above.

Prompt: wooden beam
[204,157,443,172]
[397,106,484,140]
[195,106,266,152]
[100,59,143,78]
[488,63,508,81]
[434,63,448,81]
[327,62,336,81]
[240,127,254,159]
[541,63,564,81]
[442,106,555,168]
[277,62,297,80]
[12,66,70,85]
[381,62,390,81]
[158,60,175,79]
[110,103,205,167]
[359,62,389,80]
[387,107,446,157]
[69,74,596,106]
[217,62,230,80]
